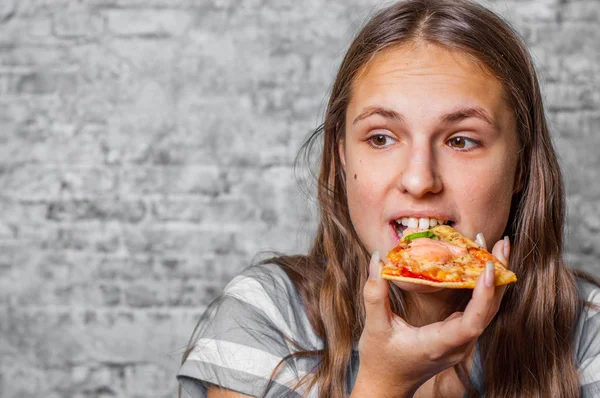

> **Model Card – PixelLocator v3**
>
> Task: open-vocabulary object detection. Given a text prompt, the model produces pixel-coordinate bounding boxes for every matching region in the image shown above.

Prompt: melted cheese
[406,238,468,263]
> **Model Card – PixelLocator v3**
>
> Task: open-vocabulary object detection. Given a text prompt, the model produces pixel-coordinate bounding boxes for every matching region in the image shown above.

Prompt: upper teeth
[396,217,448,229]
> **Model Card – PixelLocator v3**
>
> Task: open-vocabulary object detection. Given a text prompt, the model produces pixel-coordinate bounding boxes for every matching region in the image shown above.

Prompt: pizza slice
[381,225,517,288]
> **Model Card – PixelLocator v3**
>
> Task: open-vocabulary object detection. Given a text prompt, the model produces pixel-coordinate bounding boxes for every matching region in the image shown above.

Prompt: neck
[404,289,459,327]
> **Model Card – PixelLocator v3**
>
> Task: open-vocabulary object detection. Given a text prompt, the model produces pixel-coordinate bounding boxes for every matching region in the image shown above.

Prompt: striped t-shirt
[178,263,600,397]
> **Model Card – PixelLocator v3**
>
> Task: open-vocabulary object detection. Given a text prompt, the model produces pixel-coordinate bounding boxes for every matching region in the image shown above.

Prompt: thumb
[363,251,392,332]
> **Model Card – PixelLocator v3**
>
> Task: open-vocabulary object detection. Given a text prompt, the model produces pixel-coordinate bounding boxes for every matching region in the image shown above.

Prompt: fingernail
[485,261,495,288]
[369,251,381,280]
[476,233,486,249]
[503,236,510,259]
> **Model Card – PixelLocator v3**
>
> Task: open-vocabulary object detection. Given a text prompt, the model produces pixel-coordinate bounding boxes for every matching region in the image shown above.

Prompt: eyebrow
[352,105,495,127]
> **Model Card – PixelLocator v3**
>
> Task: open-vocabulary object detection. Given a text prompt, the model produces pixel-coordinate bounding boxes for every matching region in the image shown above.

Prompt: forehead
[348,42,511,125]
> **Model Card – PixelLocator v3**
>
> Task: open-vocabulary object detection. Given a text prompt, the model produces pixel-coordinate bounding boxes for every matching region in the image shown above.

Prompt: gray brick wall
[0,0,598,397]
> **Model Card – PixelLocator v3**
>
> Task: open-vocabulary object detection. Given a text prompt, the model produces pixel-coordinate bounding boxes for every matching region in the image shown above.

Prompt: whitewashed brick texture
[0,0,599,397]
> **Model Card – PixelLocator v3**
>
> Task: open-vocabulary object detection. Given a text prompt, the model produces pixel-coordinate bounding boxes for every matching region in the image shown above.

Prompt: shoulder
[574,277,600,346]
[178,262,321,397]
[574,277,600,394]
[224,262,320,342]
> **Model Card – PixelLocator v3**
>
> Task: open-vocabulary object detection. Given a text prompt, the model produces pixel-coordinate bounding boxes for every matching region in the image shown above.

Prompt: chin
[391,280,445,293]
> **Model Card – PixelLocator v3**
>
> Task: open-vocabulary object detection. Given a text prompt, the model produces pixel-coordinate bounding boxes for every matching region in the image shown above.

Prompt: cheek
[457,164,516,240]
[345,161,387,230]
[346,170,379,210]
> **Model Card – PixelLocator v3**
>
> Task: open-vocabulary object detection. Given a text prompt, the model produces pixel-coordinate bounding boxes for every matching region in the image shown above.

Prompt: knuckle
[363,283,381,305]
[463,326,484,340]
[425,346,446,362]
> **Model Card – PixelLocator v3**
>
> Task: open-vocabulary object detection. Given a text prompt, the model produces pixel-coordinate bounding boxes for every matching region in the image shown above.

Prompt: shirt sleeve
[576,279,600,397]
[177,263,321,398]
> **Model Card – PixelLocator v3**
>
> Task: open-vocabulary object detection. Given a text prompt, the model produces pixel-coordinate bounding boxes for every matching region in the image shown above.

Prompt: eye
[368,134,397,148]
[446,136,479,150]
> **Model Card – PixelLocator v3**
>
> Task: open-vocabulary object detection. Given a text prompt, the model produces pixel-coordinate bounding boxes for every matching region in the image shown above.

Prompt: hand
[353,236,510,397]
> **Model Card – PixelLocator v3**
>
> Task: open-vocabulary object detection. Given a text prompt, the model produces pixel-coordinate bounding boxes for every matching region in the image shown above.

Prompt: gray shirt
[178,263,600,397]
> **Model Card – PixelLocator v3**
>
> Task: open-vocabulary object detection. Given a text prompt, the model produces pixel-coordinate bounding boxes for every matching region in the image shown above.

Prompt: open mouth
[392,217,455,238]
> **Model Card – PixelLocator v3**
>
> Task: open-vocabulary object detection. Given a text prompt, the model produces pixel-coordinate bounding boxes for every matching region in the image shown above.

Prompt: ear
[338,137,346,171]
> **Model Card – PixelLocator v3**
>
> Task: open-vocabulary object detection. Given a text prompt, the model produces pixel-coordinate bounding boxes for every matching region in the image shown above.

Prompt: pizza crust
[381,266,517,289]
[380,272,479,288]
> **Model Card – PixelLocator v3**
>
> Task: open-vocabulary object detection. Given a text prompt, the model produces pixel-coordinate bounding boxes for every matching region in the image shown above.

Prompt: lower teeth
[395,225,407,237]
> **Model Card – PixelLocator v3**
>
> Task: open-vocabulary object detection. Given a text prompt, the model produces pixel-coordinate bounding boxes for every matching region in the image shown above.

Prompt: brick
[1,308,90,367]
[94,254,152,280]
[0,198,47,224]
[119,165,225,197]
[122,224,233,254]
[154,252,248,281]
[15,69,78,96]
[569,195,600,232]
[53,12,105,38]
[565,252,600,275]
[124,279,177,307]
[85,0,201,6]
[28,221,122,253]
[46,199,147,223]
[548,110,600,139]
[124,278,222,307]
[151,196,258,225]
[0,45,69,68]
[0,165,64,200]
[544,83,600,111]
[561,1,600,22]
[0,361,48,398]
[2,123,107,165]
[51,281,123,307]
[529,44,562,82]
[103,82,180,163]
[67,308,201,363]
[105,9,193,37]
[124,363,174,397]
[28,17,53,38]
[561,150,600,198]
[0,0,16,23]
[484,0,561,22]
[561,54,600,84]
[106,38,178,74]
[45,364,127,397]
[71,44,140,109]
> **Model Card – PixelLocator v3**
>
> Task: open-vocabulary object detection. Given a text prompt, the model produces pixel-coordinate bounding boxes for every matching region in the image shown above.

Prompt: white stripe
[224,275,320,348]
[189,338,308,389]
[584,288,600,320]
[580,354,600,385]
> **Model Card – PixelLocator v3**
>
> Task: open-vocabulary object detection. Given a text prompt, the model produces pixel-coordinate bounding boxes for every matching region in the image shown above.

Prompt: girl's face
[340,43,519,289]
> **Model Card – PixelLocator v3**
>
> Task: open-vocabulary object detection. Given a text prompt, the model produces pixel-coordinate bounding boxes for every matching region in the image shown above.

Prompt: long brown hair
[183,0,585,396]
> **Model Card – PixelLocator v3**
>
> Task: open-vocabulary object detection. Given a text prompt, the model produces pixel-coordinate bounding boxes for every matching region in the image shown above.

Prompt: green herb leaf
[403,230,439,242]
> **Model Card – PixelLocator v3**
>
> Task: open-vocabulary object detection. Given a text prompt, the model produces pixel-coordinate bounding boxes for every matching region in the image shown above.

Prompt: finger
[452,262,497,345]
[503,236,511,266]
[475,232,487,250]
[363,251,392,333]
[491,236,510,267]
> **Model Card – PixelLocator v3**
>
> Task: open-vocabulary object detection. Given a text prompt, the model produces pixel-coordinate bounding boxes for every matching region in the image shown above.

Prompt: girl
[179,0,600,396]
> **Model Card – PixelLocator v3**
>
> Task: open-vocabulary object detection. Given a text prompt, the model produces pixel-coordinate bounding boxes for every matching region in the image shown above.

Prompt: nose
[400,146,442,197]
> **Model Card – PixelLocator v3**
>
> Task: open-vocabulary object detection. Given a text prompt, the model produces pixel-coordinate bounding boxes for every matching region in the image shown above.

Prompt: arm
[178,264,314,397]
[207,387,254,398]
